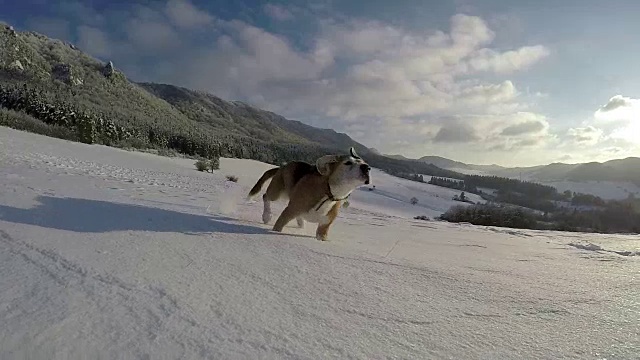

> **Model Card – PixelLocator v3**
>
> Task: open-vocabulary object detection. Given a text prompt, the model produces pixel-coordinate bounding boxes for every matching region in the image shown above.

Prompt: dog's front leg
[315,202,341,241]
[272,206,298,232]
[315,223,331,241]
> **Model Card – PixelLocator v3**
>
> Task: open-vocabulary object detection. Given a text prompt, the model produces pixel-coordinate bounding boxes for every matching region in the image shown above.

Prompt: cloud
[456,80,518,108]
[76,26,112,58]
[59,1,106,26]
[594,95,640,125]
[263,4,294,21]
[434,123,480,143]
[165,0,214,29]
[500,119,547,136]
[598,95,634,112]
[557,154,573,162]
[125,16,181,52]
[465,46,550,74]
[591,95,640,144]
[26,17,72,41]
[549,95,640,164]
[567,126,603,145]
[49,2,554,165]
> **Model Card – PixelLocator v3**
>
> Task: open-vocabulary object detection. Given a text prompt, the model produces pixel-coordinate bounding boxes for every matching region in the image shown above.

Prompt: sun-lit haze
[4,0,640,166]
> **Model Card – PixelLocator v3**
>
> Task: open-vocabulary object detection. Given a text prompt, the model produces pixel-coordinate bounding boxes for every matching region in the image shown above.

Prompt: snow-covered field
[1,127,638,359]
[449,167,640,201]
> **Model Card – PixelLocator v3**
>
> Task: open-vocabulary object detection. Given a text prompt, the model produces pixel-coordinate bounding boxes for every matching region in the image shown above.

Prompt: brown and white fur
[247,147,371,241]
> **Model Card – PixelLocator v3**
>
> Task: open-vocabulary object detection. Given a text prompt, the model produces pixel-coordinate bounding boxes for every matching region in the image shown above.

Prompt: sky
[2,0,640,167]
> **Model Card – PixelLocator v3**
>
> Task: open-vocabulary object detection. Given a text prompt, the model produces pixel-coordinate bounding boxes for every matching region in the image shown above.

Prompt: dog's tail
[247,167,279,200]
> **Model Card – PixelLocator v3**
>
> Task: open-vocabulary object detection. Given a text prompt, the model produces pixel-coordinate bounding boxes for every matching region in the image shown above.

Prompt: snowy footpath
[1,127,638,359]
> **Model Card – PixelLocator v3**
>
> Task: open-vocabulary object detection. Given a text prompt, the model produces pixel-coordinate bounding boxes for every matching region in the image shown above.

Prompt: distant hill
[138,82,375,156]
[485,158,640,186]
[0,22,461,180]
[566,158,640,184]
[396,148,640,187]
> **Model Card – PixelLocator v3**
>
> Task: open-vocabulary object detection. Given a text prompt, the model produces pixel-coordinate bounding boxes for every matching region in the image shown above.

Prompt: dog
[247,147,371,241]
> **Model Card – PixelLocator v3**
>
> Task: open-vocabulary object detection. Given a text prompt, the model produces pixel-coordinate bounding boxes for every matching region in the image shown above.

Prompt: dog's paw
[315,233,329,241]
[262,212,272,224]
[296,218,305,228]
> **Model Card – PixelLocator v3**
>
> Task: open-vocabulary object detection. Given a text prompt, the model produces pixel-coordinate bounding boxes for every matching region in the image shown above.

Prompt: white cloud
[455,80,518,107]
[597,95,635,113]
[76,26,112,58]
[501,119,547,136]
[567,126,603,145]
[433,121,480,143]
[165,0,214,29]
[592,95,640,144]
[263,4,294,21]
[594,95,640,124]
[125,17,181,52]
[550,95,640,163]
[463,45,550,74]
[59,3,555,165]
[59,2,106,26]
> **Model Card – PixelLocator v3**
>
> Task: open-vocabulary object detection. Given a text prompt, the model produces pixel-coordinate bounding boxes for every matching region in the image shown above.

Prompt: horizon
[3,0,640,167]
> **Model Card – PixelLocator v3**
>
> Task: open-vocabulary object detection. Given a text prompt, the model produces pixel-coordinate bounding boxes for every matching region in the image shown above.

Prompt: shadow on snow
[0,195,268,235]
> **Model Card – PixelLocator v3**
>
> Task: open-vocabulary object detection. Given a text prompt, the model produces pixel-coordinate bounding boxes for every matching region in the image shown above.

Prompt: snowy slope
[349,170,482,219]
[1,127,639,359]
[447,167,640,201]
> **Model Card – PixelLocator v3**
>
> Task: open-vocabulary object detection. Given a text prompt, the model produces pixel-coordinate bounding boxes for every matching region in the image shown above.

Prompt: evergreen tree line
[570,192,606,207]
[428,176,479,193]
[0,83,133,144]
[463,175,558,199]
[427,173,622,214]
[493,190,557,213]
[440,199,640,234]
[1,83,473,179]
[440,204,538,229]
[428,175,557,201]
[0,83,339,165]
[390,172,425,183]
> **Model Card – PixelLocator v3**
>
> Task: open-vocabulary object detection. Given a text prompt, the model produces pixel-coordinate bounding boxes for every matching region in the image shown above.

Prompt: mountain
[387,154,411,161]
[398,148,640,187]
[136,82,462,178]
[0,23,461,180]
[137,82,373,156]
[565,158,640,184]
[417,156,474,171]
[388,154,507,173]
[482,158,640,186]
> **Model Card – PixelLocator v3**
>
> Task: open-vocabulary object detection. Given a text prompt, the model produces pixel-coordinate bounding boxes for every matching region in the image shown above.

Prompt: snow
[1,127,639,359]
[448,166,640,201]
[352,171,482,219]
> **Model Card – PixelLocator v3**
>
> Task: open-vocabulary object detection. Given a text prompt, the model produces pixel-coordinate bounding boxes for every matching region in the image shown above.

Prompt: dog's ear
[349,147,361,160]
[316,155,340,175]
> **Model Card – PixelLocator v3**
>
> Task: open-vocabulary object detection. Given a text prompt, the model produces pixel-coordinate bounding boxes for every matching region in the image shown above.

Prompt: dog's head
[316,147,371,187]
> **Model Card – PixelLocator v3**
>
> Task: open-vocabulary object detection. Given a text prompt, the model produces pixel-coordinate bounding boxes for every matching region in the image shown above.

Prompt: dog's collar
[315,184,350,211]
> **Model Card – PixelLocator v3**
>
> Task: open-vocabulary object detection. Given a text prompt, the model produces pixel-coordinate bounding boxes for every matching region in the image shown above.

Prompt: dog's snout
[360,164,371,172]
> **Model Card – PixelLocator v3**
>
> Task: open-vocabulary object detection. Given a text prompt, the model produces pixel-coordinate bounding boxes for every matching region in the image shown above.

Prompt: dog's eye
[345,161,353,166]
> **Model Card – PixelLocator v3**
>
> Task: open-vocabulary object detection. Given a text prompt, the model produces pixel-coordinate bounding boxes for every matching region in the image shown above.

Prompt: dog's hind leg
[262,173,284,224]
[262,194,273,224]
[273,205,298,232]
